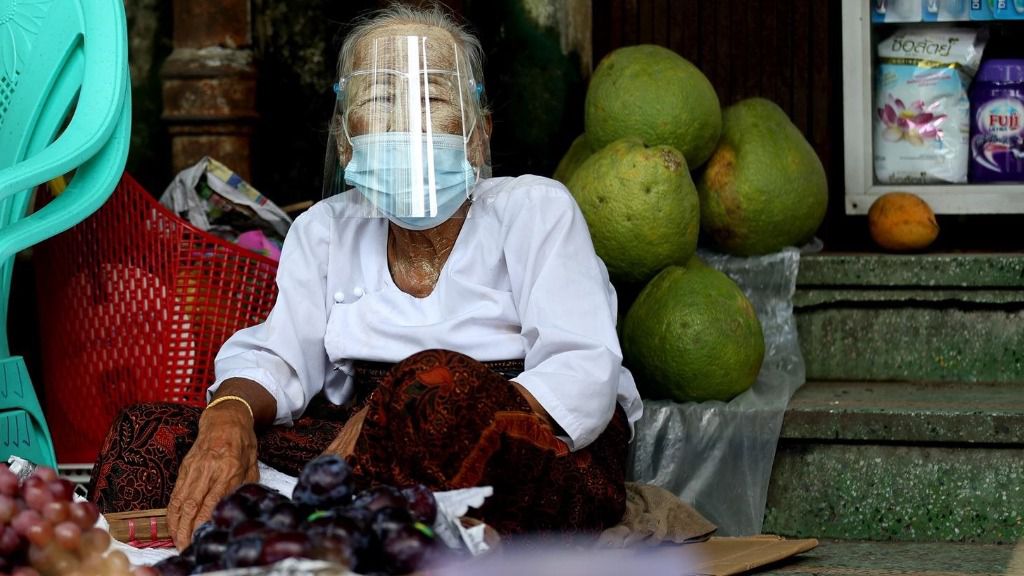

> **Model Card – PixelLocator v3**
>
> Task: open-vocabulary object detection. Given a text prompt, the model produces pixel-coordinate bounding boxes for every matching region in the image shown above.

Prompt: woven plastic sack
[627,247,805,536]
[34,174,280,464]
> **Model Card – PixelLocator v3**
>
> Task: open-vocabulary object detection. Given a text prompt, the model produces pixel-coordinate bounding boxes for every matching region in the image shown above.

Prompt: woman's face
[345,25,473,138]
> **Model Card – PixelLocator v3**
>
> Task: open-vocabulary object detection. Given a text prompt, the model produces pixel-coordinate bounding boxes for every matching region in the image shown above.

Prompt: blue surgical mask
[343,132,477,230]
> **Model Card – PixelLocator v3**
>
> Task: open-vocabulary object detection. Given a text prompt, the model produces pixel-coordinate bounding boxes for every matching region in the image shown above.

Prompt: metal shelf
[847,184,1024,214]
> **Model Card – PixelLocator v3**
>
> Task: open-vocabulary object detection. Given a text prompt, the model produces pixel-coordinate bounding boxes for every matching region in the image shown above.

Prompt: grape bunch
[155,455,445,575]
[0,464,156,576]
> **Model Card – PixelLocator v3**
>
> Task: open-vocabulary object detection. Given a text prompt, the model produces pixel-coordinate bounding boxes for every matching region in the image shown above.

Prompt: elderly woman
[91,4,642,548]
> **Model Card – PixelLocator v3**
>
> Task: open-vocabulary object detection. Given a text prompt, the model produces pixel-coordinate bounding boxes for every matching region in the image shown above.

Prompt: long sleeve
[503,177,627,451]
[209,205,332,425]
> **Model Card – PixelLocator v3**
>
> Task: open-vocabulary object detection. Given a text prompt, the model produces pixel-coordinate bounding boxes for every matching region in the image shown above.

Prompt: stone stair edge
[780,380,1024,444]
[798,252,1024,289]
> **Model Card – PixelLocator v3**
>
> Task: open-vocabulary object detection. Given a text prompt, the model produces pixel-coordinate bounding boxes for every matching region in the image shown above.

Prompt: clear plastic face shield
[323,33,491,230]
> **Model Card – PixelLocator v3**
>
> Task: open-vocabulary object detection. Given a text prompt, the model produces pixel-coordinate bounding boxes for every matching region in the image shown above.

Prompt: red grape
[22,483,53,512]
[32,468,58,484]
[0,494,16,523]
[54,520,82,550]
[0,524,23,556]
[46,479,75,502]
[12,510,43,536]
[25,521,53,547]
[80,526,111,556]
[0,467,134,575]
[0,466,18,496]
[41,501,69,524]
[68,501,100,529]
[105,549,131,572]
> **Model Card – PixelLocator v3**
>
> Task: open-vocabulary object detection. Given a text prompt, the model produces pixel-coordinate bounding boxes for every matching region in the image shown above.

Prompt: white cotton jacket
[210,175,643,451]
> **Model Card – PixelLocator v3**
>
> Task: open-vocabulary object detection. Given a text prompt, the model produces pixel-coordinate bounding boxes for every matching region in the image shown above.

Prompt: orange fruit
[867,192,939,252]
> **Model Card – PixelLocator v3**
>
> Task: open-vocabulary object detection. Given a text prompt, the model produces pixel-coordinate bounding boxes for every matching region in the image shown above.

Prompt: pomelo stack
[556,44,828,403]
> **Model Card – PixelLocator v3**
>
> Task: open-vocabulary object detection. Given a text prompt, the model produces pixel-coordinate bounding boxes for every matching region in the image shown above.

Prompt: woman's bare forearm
[210,377,278,427]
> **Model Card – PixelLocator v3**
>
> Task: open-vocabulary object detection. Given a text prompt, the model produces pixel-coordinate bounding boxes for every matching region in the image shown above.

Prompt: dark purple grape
[306,511,372,557]
[152,555,195,576]
[231,483,275,504]
[193,561,225,573]
[263,500,301,531]
[211,493,255,529]
[194,528,230,565]
[334,505,373,531]
[254,490,290,517]
[370,506,414,541]
[380,524,439,575]
[401,484,438,525]
[258,531,313,565]
[178,543,197,563]
[309,531,356,567]
[190,520,216,545]
[224,534,264,569]
[229,518,269,539]
[292,455,354,510]
[351,486,406,515]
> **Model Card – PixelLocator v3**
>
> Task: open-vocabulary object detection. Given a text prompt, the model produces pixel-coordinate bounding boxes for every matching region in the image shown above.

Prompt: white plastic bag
[628,248,804,536]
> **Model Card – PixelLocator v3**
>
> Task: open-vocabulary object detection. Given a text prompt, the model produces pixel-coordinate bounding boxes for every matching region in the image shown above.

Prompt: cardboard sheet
[668,535,819,575]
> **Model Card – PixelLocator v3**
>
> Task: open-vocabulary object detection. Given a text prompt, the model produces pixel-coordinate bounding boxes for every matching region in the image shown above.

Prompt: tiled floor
[756,540,1024,576]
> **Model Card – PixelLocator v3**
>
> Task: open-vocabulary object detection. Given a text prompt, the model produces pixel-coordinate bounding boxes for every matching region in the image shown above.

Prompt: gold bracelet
[205,395,253,420]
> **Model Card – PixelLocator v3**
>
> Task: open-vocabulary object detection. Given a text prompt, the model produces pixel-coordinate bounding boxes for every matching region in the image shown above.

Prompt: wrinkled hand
[167,403,259,549]
[321,406,369,459]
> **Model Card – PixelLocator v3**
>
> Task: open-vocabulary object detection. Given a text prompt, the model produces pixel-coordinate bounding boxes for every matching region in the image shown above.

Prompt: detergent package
[874,27,987,184]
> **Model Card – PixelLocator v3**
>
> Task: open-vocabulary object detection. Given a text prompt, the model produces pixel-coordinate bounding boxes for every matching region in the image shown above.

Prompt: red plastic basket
[34,174,280,463]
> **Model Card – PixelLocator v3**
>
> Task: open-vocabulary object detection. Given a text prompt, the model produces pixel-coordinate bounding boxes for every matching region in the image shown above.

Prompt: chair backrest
[0,0,130,355]
[0,0,129,468]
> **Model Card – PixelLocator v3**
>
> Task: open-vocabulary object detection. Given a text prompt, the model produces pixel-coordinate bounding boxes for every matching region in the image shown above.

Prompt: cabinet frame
[841,0,1024,214]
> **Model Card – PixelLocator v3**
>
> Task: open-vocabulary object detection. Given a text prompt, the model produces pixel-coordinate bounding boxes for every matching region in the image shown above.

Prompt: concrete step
[763,380,1024,543]
[755,539,1023,576]
[794,253,1024,383]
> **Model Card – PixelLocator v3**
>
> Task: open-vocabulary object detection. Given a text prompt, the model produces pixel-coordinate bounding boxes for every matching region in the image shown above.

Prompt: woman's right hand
[167,401,259,548]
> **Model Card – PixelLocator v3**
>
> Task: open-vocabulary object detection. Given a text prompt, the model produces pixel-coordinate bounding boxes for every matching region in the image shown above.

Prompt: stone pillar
[462,0,592,177]
[162,0,258,180]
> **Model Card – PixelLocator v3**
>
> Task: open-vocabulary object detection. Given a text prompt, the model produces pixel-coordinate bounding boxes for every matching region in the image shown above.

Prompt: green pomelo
[585,45,721,169]
[567,138,699,285]
[623,265,765,402]
[698,97,828,256]
[553,133,595,186]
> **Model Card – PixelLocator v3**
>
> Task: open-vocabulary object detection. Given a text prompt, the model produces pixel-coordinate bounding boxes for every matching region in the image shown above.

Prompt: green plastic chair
[0,0,131,468]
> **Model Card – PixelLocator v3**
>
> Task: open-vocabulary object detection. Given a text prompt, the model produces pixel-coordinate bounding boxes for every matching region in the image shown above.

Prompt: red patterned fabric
[90,349,627,535]
[349,349,628,535]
